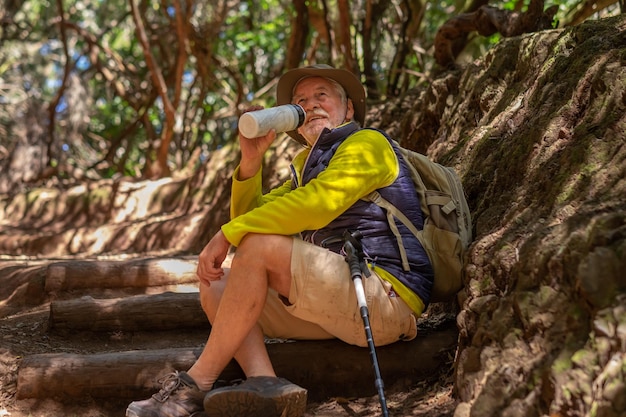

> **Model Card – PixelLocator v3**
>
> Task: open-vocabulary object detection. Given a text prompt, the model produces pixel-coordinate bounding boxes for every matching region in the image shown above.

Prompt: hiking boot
[126,371,206,417]
[203,376,307,417]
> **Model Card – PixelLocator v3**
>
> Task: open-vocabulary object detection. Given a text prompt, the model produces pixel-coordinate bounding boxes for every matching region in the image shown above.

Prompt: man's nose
[302,99,319,112]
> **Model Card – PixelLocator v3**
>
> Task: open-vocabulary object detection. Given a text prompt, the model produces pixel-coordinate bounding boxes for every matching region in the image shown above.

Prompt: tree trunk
[336,0,357,73]
[286,0,309,70]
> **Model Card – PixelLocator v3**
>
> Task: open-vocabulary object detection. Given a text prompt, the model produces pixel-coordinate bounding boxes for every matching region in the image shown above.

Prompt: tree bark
[49,292,208,332]
[286,0,309,70]
[362,0,394,99]
[307,0,335,61]
[387,0,425,95]
[336,0,357,73]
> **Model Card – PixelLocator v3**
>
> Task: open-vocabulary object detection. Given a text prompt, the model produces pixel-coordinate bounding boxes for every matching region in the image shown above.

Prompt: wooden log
[49,292,209,332]
[44,257,200,293]
[16,347,205,401]
[16,325,458,402]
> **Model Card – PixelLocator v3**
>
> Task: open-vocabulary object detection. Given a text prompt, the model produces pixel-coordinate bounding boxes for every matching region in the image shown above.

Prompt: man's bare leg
[193,279,276,385]
[125,235,297,417]
[187,233,294,391]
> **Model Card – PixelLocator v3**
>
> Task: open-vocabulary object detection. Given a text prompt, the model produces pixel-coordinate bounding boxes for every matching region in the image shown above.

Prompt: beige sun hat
[276,64,366,145]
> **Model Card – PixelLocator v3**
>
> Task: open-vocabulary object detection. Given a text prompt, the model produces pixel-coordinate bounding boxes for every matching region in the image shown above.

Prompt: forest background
[0,0,622,190]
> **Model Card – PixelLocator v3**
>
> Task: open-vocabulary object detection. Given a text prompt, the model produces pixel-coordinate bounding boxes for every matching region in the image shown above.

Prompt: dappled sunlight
[170,284,199,293]
[0,170,232,257]
[150,258,198,278]
[69,225,117,254]
[112,178,174,223]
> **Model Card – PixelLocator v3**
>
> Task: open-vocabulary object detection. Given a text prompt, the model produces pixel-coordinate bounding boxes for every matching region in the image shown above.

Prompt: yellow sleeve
[229,165,263,218]
[222,129,398,246]
[229,150,309,219]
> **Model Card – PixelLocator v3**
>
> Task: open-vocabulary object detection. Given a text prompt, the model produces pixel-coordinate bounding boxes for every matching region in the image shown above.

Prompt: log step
[16,325,458,402]
[49,292,208,332]
[44,257,200,293]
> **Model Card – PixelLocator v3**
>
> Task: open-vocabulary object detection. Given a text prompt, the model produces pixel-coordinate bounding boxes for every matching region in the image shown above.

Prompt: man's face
[291,76,354,146]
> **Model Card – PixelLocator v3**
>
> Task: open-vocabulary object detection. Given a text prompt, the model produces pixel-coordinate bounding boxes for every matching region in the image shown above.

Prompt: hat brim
[276,65,366,145]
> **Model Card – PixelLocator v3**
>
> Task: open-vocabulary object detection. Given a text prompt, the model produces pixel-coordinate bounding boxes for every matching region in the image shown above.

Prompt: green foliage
[217,0,289,99]
[0,0,614,183]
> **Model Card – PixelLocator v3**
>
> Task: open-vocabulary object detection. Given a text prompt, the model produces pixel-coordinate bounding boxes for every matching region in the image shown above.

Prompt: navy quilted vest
[293,122,434,305]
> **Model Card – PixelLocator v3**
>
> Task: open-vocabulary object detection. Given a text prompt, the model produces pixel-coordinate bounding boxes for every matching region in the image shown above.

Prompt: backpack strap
[428,193,456,214]
[366,188,459,271]
[365,190,421,272]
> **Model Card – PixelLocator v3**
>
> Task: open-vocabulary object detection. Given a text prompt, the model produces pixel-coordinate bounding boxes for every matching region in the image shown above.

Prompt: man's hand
[196,230,231,287]
[238,106,276,180]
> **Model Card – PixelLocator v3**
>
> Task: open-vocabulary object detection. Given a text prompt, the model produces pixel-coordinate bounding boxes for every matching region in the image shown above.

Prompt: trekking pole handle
[344,240,363,279]
[342,230,371,276]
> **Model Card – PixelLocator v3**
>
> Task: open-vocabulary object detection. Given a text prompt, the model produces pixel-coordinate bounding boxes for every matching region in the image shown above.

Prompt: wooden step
[16,324,458,402]
[45,257,200,293]
[49,292,208,332]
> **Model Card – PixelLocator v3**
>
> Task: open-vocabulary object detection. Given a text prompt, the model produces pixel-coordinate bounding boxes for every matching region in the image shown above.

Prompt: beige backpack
[366,138,472,302]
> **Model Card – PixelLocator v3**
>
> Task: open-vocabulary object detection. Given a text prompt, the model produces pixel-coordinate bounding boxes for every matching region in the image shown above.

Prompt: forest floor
[0,259,458,417]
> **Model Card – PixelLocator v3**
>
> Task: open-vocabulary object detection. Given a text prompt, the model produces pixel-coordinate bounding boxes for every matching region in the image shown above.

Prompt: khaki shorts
[257,238,418,347]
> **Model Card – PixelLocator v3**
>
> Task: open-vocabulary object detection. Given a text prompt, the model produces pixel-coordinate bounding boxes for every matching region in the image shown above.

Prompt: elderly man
[126,64,433,417]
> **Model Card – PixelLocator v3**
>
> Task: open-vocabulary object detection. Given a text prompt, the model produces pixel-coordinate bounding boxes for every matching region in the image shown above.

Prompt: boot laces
[152,372,191,402]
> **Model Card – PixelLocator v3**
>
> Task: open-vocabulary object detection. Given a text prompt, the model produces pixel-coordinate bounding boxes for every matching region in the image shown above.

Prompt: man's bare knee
[199,278,227,323]
[233,234,293,296]
[235,234,289,263]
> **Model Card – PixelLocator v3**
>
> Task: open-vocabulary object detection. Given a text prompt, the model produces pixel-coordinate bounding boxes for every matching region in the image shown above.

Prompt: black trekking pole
[342,230,389,417]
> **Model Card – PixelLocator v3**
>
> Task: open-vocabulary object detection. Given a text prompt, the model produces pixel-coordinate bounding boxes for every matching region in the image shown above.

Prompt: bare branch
[562,0,619,26]
[129,0,180,178]
[48,0,73,163]
[434,0,558,68]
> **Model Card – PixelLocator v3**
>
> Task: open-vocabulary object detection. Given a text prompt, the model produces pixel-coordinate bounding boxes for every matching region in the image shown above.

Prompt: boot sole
[204,387,307,417]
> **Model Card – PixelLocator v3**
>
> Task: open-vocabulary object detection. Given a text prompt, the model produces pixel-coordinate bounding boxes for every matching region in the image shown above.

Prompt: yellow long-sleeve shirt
[221,127,425,315]
[222,128,398,244]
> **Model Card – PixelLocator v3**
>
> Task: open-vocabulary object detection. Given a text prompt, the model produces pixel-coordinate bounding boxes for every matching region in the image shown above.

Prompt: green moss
[538,285,559,306]
[552,351,574,373]
[571,349,597,370]
[470,274,496,293]
[568,304,587,322]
